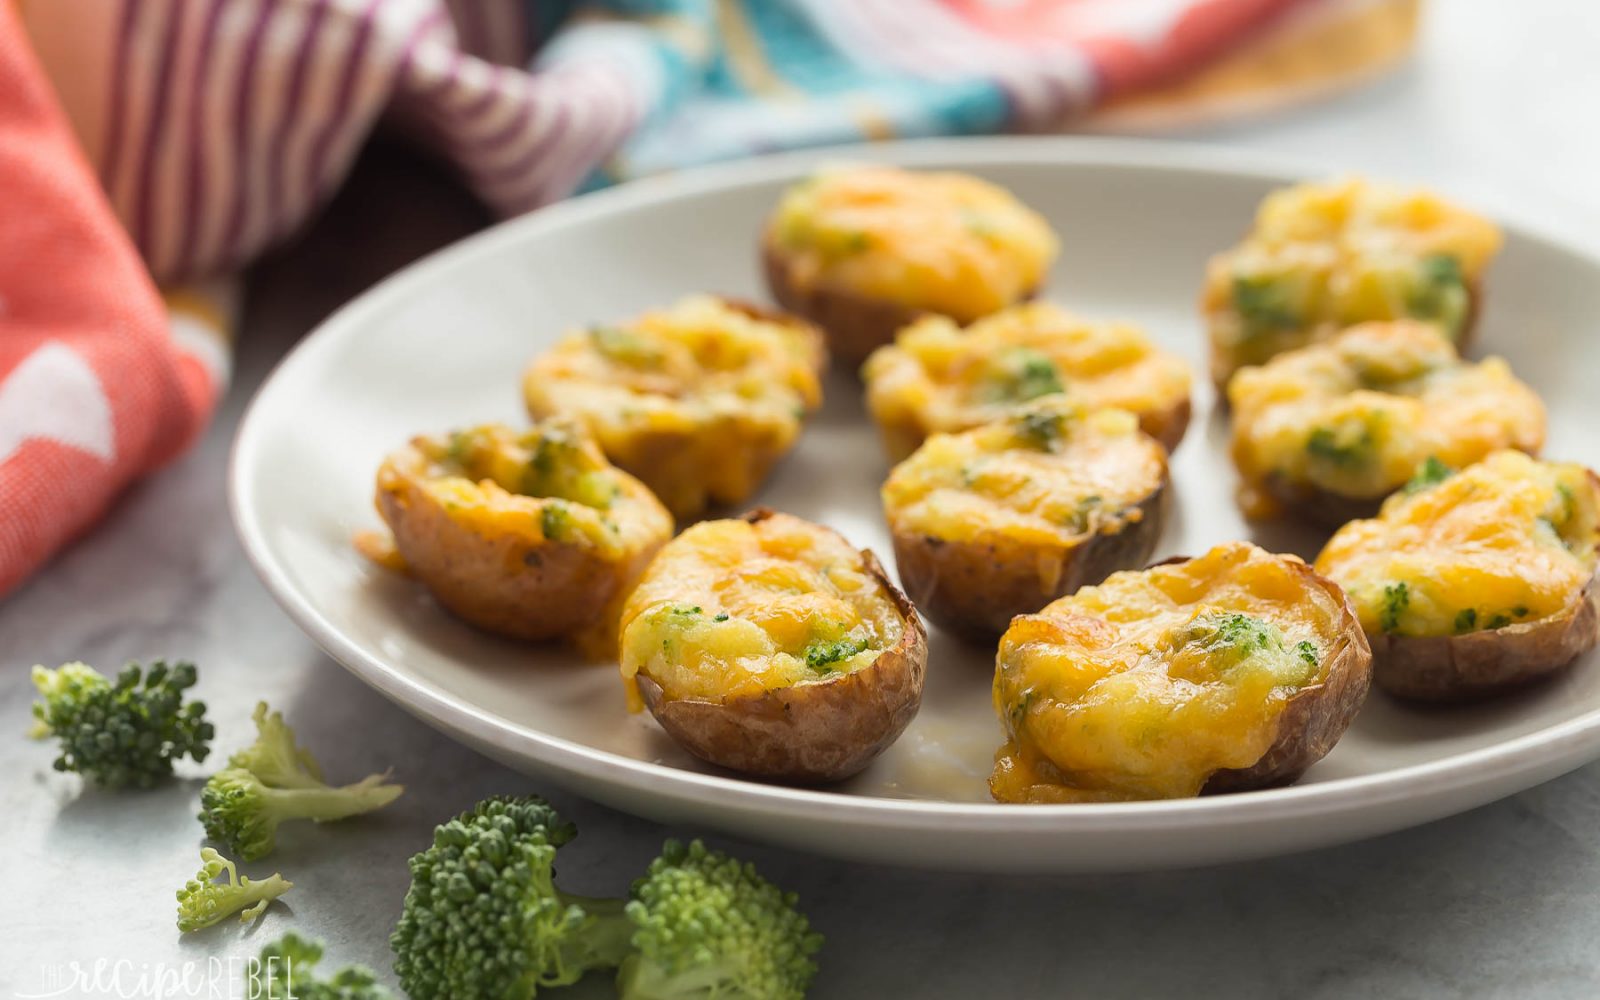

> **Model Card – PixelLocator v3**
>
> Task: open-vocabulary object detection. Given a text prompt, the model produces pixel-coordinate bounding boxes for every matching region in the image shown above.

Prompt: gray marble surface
[6,3,1600,997]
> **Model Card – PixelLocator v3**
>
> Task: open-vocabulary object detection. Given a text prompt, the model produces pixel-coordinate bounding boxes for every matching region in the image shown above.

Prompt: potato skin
[1369,572,1600,702]
[1257,472,1387,529]
[1140,396,1193,457]
[762,234,1037,367]
[1142,553,1376,794]
[375,447,669,642]
[891,482,1168,638]
[636,510,928,783]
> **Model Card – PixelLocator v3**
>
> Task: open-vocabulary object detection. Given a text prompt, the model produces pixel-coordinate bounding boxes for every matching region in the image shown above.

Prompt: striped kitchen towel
[2,0,1415,596]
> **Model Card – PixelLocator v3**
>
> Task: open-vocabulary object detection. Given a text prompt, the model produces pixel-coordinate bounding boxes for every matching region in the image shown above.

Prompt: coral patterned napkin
[0,0,1415,596]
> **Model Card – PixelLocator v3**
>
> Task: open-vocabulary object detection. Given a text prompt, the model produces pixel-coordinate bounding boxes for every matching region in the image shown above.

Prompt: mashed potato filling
[991,542,1339,803]
[619,513,905,709]
[767,165,1057,319]
[523,295,823,517]
[862,303,1191,458]
[383,421,649,557]
[882,401,1165,558]
[1203,177,1502,376]
[1228,321,1546,514]
[1315,451,1599,638]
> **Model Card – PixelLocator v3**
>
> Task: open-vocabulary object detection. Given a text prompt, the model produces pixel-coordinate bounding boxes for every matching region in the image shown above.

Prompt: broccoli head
[199,701,403,860]
[176,847,292,932]
[391,799,823,999]
[391,796,635,999]
[30,660,214,788]
[619,839,822,1000]
[250,932,392,1000]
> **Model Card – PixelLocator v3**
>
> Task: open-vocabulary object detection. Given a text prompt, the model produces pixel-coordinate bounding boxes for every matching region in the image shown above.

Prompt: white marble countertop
[6,2,1600,996]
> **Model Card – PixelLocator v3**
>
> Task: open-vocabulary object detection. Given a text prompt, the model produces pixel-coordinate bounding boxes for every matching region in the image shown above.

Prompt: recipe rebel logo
[12,956,296,999]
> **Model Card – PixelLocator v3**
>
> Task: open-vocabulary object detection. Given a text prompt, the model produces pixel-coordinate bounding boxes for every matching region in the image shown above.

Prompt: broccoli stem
[559,895,636,975]
[260,776,403,823]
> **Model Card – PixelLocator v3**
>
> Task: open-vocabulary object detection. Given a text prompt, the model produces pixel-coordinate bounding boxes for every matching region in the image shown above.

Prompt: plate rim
[229,134,1600,835]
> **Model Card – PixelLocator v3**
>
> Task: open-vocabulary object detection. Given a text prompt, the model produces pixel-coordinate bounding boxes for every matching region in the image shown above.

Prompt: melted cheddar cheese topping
[1203,177,1502,380]
[991,542,1342,803]
[376,420,669,559]
[862,302,1192,460]
[766,165,1058,319]
[523,295,824,516]
[882,400,1165,557]
[1315,451,1599,638]
[1228,321,1545,514]
[619,513,905,708]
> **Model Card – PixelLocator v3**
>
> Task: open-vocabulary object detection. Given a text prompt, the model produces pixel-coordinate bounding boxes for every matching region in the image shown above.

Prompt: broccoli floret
[199,702,402,860]
[391,796,635,999]
[1405,456,1454,494]
[618,839,822,1000]
[251,933,393,1000]
[1454,608,1479,634]
[1013,409,1065,451]
[176,847,292,932]
[391,799,821,1000]
[30,660,213,788]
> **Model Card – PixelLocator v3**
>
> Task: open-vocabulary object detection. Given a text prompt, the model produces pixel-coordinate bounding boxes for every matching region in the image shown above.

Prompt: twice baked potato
[523,295,825,519]
[991,541,1372,803]
[1315,450,1600,701]
[882,398,1169,637]
[371,419,673,643]
[762,164,1058,363]
[1203,176,1502,384]
[861,302,1192,461]
[1228,320,1546,525]
[618,509,927,783]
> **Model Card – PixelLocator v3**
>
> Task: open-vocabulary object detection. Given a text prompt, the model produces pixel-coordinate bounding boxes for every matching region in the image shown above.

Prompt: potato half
[762,164,1058,364]
[990,541,1372,803]
[861,302,1192,462]
[1202,176,1501,385]
[1228,320,1546,526]
[523,295,825,519]
[882,398,1169,637]
[371,420,673,643]
[619,509,927,783]
[1315,450,1600,701]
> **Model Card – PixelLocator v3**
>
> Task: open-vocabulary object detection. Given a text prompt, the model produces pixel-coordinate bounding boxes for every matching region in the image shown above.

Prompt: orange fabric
[0,0,213,596]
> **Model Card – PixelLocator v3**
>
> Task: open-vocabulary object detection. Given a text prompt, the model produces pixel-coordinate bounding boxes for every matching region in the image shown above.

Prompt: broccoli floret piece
[30,660,213,788]
[391,796,635,999]
[1380,581,1411,634]
[1405,456,1454,494]
[802,637,869,674]
[541,501,571,541]
[176,847,292,932]
[199,702,402,860]
[618,839,823,1000]
[1454,608,1479,634]
[1407,253,1469,338]
[988,348,1064,403]
[1306,424,1376,468]
[251,932,393,1000]
[1232,275,1300,337]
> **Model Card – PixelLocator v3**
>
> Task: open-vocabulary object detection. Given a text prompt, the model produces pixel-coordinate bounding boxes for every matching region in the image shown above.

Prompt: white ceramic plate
[231,138,1600,873]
